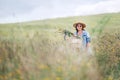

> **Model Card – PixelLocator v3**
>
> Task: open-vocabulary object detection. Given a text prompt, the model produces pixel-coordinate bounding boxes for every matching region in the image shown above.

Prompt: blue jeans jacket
[74,30,91,47]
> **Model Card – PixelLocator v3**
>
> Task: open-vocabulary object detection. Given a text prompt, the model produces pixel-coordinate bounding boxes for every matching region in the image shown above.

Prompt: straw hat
[73,22,86,28]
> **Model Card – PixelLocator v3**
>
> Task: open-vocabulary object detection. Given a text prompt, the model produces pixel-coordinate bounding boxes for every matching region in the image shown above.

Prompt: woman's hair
[75,23,85,32]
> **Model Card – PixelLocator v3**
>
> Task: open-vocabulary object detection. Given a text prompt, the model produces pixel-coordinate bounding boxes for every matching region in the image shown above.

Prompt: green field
[0,12,120,80]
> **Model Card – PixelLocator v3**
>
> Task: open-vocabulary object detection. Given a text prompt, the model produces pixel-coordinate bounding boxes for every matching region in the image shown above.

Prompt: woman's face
[76,24,82,31]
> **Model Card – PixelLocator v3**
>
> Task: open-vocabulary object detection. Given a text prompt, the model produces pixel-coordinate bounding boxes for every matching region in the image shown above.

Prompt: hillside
[0,12,120,39]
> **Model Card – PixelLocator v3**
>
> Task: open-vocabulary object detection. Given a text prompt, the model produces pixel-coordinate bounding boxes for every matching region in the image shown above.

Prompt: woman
[73,22,91,51]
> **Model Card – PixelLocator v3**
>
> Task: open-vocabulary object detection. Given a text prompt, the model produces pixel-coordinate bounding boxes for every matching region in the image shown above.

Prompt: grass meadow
[0,13,120,80]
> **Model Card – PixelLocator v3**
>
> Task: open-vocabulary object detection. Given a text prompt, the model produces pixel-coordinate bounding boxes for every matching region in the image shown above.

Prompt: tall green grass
[0,12,120,80]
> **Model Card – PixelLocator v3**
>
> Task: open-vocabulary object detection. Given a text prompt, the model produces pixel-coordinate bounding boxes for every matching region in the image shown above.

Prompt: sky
[0,0,120,23]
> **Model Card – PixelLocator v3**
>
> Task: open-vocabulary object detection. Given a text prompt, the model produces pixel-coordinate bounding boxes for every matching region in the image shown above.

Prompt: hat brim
[73,22,86,28]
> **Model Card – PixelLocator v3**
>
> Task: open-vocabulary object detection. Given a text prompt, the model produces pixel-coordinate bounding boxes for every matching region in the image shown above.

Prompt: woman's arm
[86,31,91,51]
[82,31,91,48]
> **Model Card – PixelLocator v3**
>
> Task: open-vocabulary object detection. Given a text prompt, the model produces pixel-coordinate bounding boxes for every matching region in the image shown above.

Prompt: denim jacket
[74,30,91,47]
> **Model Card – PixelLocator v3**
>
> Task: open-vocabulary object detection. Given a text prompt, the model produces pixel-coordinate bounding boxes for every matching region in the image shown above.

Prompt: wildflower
[44,77,50,80]
[15,69,21,75]
[38,64,49,70]
[108,76,113,80]
[57,67,62,72]
[56,77,61,80]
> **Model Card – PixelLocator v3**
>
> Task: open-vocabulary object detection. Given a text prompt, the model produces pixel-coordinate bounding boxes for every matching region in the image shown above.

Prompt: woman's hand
[86,42,90,50]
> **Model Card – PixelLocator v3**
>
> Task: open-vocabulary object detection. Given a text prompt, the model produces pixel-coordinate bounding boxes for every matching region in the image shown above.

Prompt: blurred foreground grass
[0,34,101,80]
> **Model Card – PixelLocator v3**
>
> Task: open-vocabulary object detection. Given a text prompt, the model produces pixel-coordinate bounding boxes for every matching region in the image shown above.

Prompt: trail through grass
[91,15,111,36]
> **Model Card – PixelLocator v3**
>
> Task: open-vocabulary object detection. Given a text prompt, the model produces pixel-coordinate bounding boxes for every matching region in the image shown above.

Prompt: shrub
[94,29,120,79]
